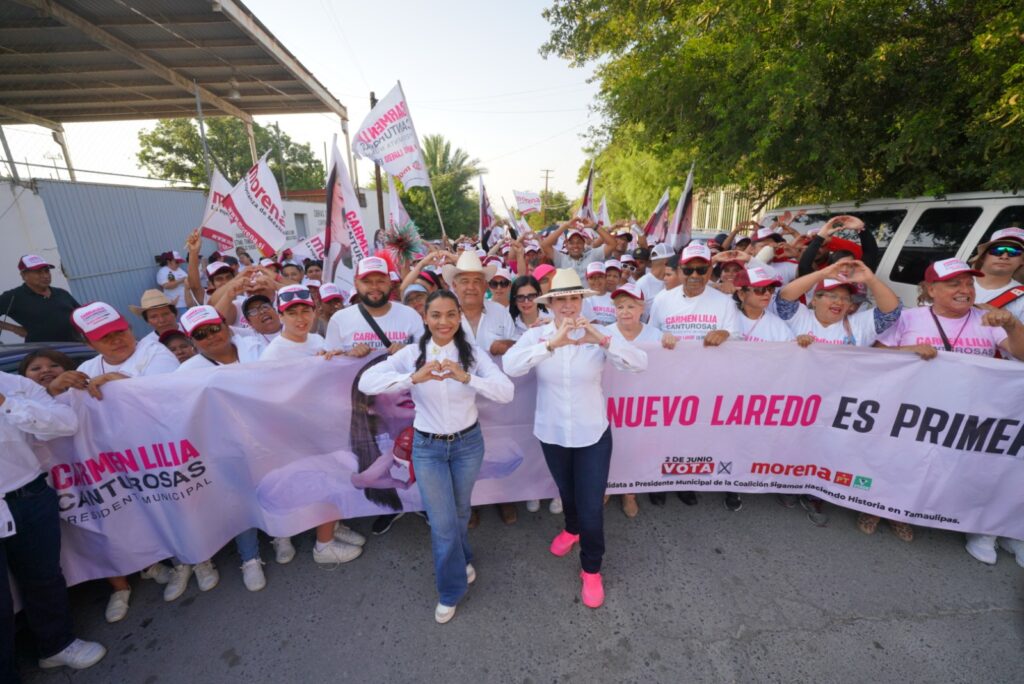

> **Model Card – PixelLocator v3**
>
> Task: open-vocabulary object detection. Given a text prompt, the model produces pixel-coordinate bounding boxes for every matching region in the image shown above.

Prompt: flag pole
[398,81,447,242]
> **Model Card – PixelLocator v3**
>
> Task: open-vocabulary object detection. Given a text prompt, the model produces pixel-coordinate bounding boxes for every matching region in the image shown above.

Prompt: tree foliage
[137,118,325,191]
[542,1,1024,209]
[399,134,485,240]
[524,189,572,231]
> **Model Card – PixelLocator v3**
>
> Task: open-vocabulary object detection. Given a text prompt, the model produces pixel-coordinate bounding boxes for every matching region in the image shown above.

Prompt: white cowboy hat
[535,268,598,303]
[442,250,497,283]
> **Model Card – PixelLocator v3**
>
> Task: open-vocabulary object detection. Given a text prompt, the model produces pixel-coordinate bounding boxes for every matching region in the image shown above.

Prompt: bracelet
[600,335,611,349]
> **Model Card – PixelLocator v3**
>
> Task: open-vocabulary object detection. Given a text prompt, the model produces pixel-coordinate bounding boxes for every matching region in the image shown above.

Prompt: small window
[888,207,983,285]
[294,213,308,239]
[973,205,1024,248]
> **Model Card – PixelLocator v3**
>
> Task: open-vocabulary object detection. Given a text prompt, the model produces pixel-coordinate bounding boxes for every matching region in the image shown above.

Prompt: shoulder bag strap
[358,303,394,347]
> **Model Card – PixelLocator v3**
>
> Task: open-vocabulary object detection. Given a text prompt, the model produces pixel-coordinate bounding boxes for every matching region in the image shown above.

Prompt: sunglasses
[746,285,778,295]
[514,293,539,303]
[989,245,1023,257]
[623,264,636,271]
[191,323,224,341]
[680,266,709,276]
[488,279,511,289]
[278,288,312,304]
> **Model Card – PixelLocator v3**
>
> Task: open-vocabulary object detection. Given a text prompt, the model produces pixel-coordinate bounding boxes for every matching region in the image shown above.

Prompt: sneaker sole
[435,607,456,624]
[313,547,363,564]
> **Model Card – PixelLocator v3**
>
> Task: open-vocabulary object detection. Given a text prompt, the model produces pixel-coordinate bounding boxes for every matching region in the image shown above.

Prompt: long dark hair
[414,290,475,372]
[509,275,546,321]
[350,355,402,511]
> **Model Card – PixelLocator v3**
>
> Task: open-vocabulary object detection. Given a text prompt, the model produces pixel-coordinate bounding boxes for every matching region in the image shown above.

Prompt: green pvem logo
[853,475,873,490]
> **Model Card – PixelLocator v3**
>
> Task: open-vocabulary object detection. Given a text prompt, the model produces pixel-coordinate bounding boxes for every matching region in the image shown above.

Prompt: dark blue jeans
[540,427,613,573]
[0,477,75,683]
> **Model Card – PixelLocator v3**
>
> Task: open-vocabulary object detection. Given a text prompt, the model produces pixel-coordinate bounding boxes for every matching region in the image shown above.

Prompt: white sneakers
[435,603,456,624]
[104,590,130,623]
[967,534,1024,567]
[333,522,367,546]
[549,498,563,515]
[140,562,172,584]
[998,538,1024,567]
[466,563,476,585]
[194,560,220,591]
[526,500,541,513]
[38,638,107,670]
[271,537,296,564]
[163,564,193,602]
[313,540,363,564]
[241,558,266,591]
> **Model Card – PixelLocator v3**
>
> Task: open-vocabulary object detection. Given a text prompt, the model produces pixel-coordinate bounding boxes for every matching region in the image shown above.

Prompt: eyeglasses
[245,303,274,317]
[747,285,777,295]
[990,245,1023,257]
[815,291,852,303]
[191,323,223,341]
[488,279,511,289]
[680,266,709,276]
[514,293,539,303]
[278,288,312,304]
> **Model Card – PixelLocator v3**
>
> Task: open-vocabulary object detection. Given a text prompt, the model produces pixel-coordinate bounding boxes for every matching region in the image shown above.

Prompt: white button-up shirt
[358,341,514,435]
[461,300,517,356]
[503,321,648,448]
[1,374,78,495]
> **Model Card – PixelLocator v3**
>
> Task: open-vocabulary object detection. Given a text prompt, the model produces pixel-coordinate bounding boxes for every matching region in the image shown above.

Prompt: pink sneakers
[580,571,604,608]
[549,530,580,556]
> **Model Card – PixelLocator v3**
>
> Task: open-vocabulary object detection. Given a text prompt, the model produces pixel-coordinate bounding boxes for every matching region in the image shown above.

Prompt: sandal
[857,513,880,535]
[621,494,639,518]
[888,520,914,542]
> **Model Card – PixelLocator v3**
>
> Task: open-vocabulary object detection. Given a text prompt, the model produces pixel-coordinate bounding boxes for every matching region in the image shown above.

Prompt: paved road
[17,494,1023,683]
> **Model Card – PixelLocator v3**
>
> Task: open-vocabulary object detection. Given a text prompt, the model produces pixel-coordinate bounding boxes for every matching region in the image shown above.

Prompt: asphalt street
[17,493,1023,684]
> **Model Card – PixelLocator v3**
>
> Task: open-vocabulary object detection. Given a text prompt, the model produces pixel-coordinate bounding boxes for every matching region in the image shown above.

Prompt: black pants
[0,477,74,683]
[540,427,613,573]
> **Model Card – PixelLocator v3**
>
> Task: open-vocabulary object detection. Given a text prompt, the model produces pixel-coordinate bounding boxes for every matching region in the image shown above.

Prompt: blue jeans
[540,427,613,573]
[235,529,259,563]
[0,478,75,683]
[412,424,485,606]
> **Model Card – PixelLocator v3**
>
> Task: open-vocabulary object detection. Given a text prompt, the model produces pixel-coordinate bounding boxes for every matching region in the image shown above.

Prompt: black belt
[415,422,479,442]
[4,473,47,501]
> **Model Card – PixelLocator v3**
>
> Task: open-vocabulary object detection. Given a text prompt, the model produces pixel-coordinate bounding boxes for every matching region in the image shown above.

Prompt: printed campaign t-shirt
[876,306,1007,357]
[157,266,188,308]
[77,341,179,378]
[738,310,796,343]
[259,333,326,361]
[589,294,617,326]
[324,302,424,352]
[975,278,1024,323]
[650,286,743,341]
[775,299,900,347]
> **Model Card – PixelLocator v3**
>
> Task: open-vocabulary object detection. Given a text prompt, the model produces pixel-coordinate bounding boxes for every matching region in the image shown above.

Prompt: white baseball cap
[586,261,607,276]
[650,243,674,261]
[180,305,223,336]
[17,254,54,272]
[610,282,644,301]
[679,242,712,264]
[356,256,390,279]
[319,283,344,302]
[71,302,130,342]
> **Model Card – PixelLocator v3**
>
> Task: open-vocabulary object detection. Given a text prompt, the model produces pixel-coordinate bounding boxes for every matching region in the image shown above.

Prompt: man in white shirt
[540,217,617,280]
[636,243,673,321]
[0,374,106,677]
[650,242,742,345]
[972,227,1024,323]
[444,252,517,358]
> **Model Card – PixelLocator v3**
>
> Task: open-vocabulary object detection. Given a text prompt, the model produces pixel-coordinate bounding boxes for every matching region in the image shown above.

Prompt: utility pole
[540,168,553,227]
[370,92,386,234]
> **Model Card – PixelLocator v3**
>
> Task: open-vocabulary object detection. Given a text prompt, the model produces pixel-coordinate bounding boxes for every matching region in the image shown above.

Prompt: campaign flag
[218,153,288,257]
[667,163,695,248]
[597,195,612,228]
[514,190,542,215]
[352,83,431,189]
[642,188,671,242]
[386,174,413,231]
[479,176,495,243]
[323,138,370,290]
[199,169,236,251]
[576,162,595,221]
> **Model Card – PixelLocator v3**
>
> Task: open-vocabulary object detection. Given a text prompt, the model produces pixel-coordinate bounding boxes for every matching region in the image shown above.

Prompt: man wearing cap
[749,227,799,284]
[131,290,180,349]
[585,262,617,326]
[635,243,674,322]
[631,247,651,279]
[326,256,424,357]
[315,283,346,336]
[971,227,1024,324]
[234,295,282,351]
[540,217,617,280]
[651,242,743,347]
[73,302,179,385]
[0,256,80,342]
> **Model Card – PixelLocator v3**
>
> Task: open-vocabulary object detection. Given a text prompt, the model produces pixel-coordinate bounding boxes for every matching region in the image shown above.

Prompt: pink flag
[576,162,595,221]
[642,188,671,242]
[199,169,235,251]
[479,176,495,243]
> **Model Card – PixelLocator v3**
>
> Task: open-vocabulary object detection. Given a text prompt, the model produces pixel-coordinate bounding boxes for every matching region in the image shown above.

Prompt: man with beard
[540,217,617,280]
[0,255,80,342]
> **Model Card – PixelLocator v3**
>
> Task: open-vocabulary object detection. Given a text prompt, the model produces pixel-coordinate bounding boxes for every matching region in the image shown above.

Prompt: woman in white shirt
[358,290,514,624]
[155,251,188,314]
[504,269,648,610]
[259,285,364,567]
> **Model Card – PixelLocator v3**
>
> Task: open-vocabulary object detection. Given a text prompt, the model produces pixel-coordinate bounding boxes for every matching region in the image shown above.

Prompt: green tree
[137,118,325,191]
[542,1,1024,208]
[399,134,485,240]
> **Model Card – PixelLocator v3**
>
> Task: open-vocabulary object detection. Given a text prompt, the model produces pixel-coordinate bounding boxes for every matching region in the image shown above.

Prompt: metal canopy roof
[0,0,348,130]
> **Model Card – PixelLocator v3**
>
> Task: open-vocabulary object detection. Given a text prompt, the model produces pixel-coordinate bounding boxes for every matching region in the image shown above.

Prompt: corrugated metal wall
[35,180,205,337]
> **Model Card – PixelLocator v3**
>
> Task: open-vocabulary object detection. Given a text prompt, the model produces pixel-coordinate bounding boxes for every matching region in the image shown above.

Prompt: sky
[1,0,601,207]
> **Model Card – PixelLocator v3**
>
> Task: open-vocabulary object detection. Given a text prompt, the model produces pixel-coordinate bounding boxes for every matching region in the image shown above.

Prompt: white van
[762,192,1024,305]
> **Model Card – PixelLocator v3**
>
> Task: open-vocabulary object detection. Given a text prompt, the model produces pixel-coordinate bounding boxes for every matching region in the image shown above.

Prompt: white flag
[387,174,412,231]
[323,138,370,291]
[514,190,542,215]
[576,162,595,221]
[199,169,235,251]
[352,83,431,189]
[220,153,288,257]
[597,195,612,228]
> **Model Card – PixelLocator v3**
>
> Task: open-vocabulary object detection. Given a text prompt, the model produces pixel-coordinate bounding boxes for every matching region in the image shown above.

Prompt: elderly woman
[359,290,514,623]
[875,258,1024,555]
[504,269,648,608]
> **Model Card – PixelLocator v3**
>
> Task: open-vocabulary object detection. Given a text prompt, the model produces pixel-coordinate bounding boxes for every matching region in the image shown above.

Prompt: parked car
[761,191,1024,306]
[0,342,95,374]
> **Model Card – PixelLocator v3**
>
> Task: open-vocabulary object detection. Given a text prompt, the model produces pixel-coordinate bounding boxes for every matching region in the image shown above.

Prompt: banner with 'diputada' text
[35,344,1024,585]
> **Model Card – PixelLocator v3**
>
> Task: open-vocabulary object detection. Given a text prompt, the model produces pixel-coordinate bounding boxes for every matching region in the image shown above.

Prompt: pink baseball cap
[734,265,782,288]
[319,283,344,302]
[924,258,983,283]
[611,282,644,301]
[356,256,390,279]
[620,254,636,265]
[17,254,54,271]
[276,284,315,312]
[72,302,131,342]
[604,259,622,272]
[533,264,556,281]
[565,229,588,242]
[180,305,224,336]
[525,241,541,253]
[206,262,233,278]
[679,242,712,264]
[753,227,784,243]
[586,261,606,276]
